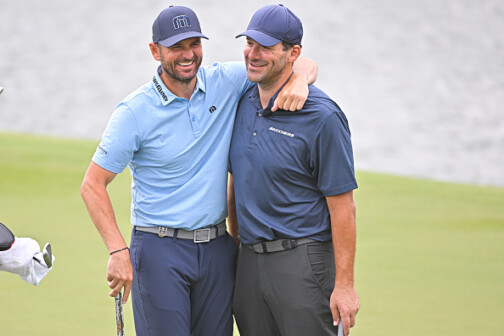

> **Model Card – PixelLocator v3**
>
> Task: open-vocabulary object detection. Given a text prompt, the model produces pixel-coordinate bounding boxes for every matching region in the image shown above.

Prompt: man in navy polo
[80,5,317,336]
[228,4,360,336]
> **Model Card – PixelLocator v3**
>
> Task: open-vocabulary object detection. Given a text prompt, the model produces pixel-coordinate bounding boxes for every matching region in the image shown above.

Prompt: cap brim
[235,30,281,47]
[158,31,209,47]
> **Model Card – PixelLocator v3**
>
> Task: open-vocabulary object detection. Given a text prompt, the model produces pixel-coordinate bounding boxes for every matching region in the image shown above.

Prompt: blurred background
[1,1,503,335]
[1,0,503,187]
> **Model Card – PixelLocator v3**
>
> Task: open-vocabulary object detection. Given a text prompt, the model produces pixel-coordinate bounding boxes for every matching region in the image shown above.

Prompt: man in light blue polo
[228,4,360,336]
[80,5,316,336]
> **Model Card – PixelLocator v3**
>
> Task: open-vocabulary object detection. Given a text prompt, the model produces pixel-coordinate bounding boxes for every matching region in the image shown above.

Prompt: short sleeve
[310,112,358,196]
[215,61,254,98]
[92,103,140,174]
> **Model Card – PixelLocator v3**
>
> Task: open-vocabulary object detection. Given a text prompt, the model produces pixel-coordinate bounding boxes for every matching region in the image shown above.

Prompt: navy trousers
[130,228,238,336]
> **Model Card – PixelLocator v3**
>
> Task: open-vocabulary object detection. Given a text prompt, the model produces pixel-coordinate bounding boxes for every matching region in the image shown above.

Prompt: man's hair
[281,41,302,51]
[281,41,294,51]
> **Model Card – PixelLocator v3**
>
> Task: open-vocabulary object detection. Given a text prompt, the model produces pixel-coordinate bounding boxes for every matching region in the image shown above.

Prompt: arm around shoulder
[293,57,318,85]
[273,57,318,111]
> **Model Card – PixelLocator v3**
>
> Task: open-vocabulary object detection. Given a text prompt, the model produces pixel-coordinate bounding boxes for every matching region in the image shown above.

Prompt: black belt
[244,238,316,254]
[135,221,226,243]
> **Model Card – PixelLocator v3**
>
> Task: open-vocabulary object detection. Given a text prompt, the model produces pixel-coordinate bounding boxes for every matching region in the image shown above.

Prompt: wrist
[292,71,308,83]
[335,277,354,288]
[109,246,129,255]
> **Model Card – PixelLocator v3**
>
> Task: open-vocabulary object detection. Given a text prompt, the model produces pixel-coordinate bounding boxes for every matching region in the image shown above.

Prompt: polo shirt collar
[249,73,293,116]
[152,66,206,105]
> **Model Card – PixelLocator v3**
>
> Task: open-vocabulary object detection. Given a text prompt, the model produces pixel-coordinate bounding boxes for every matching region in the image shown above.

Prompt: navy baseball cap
[152,6,208,47]
[236,4,303,47]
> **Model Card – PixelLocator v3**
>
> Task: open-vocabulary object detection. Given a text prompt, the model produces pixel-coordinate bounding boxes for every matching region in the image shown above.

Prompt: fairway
[0,132,503,335]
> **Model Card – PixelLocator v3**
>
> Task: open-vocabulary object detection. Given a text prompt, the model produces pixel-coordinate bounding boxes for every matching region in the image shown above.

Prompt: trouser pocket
[306,242,335,294]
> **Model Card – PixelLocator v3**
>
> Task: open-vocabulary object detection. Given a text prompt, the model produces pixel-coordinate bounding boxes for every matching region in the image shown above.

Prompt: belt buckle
[158,226,168,237]
[281,239,297,250]
[193,228,211,243]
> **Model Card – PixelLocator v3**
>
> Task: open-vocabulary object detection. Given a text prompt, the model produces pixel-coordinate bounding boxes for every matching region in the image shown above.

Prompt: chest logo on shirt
[209,106,217,113]
[268,127,295,138]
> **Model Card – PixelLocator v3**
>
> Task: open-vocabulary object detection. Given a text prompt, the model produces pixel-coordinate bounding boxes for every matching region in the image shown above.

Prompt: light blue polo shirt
[92,62,253,230]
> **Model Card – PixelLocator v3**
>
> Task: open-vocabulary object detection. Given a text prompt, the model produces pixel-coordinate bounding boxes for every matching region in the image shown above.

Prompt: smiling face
[243,37,290,89]
[151,37,203,85]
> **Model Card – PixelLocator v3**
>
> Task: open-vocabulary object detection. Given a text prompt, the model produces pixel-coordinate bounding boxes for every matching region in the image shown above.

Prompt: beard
[161,55,203,84]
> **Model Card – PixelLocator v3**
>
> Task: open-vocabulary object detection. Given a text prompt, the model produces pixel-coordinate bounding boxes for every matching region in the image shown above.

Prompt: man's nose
[181,47,194,59]
[247,45,261,60]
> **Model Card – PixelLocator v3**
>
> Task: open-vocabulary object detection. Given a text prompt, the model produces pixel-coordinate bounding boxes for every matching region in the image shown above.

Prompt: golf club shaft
[115,292,125,336]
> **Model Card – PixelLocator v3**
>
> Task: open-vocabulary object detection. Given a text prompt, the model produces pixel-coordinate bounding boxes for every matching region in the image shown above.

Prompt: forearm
[81,182,127,251]
[293,57,318,85]
[326,191,357,286]
[80,164,126,252]
[331,203,356,287]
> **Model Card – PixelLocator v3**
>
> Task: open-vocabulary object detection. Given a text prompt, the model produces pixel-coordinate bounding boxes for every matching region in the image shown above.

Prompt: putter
[42,243,53,268]
[337,321,345,336]
[115,292,125,336]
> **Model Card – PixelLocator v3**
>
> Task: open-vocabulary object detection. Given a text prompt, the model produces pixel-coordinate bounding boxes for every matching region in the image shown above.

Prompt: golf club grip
[115,293,125,336]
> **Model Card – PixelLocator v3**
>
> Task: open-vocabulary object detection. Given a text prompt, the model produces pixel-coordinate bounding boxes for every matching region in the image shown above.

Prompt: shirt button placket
[253,110,262,137]
[189,103,200,136]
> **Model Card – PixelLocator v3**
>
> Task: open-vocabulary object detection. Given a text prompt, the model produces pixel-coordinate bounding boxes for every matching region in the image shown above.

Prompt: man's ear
[288,45,302,63]
[149,42,161,61]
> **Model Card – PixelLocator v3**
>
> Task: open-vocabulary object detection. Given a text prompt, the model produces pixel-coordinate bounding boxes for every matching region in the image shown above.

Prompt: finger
[110,280,124,298]
[282,97,294,111]
[108,277,118,290]
[289,101,298,111]
[350,300,360,327]
[289,97,300,111]
[296,97,306,110]
[342,314,351,336]
[331,305,340,326]
[122,281,132,304]
[109,287,119,297]
[271,98,279,112]
[350,304,359,327]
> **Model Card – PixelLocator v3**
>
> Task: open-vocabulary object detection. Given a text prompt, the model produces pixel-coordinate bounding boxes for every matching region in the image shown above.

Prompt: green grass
[1,132,503,335]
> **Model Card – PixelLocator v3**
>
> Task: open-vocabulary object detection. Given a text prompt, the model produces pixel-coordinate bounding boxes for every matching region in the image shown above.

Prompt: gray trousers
[233,241,339,336]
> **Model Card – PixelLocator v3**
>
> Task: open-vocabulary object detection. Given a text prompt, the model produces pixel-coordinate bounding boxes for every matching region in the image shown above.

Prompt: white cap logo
[173,15,191,29]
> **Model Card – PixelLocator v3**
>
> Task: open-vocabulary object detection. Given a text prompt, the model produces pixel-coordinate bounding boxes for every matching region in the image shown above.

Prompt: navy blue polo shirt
[229,83,358,245]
